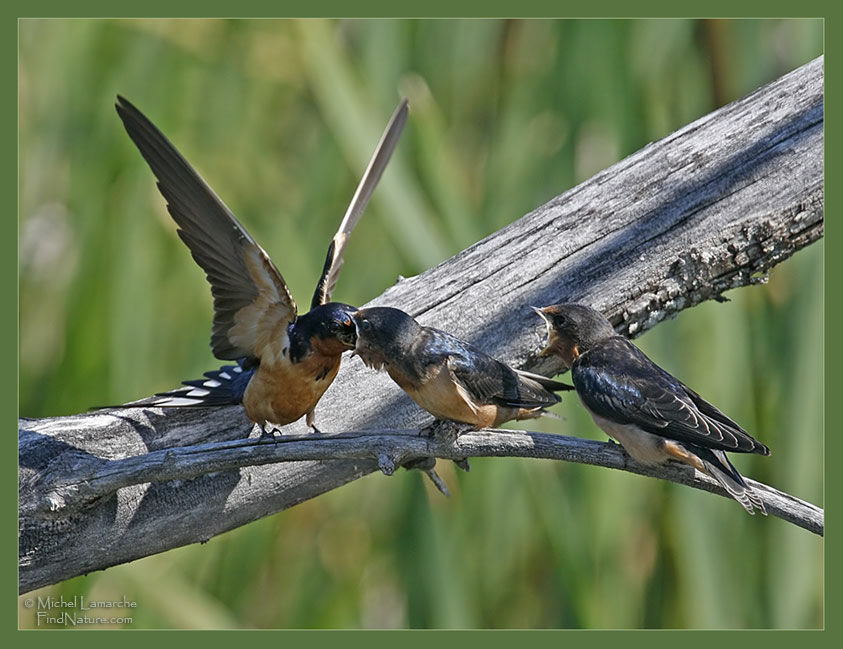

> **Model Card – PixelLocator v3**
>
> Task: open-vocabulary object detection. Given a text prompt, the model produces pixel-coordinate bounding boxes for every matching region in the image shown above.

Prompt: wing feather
[116,96,296,362]
[311,99,409,308]
[573,338,768,454]
[434,331,561,410]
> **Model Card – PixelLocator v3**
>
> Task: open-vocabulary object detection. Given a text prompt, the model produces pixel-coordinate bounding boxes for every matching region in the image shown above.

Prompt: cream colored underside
[588,410,671,466]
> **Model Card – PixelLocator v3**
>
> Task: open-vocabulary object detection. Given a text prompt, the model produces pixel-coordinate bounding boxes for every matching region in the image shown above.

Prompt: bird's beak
[349,310,363,354]
[531,306,553,357]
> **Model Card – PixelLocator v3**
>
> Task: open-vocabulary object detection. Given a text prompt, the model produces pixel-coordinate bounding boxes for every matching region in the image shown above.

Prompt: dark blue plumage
[535,303,770,514]
[573,337,767,455]
[288,303,358,363]
[154,361,254,407]
[435,330,563,410]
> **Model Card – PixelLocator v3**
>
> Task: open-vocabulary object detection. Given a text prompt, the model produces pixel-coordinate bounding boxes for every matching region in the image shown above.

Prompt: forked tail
[694,446,767,515]
[94,362,253,410]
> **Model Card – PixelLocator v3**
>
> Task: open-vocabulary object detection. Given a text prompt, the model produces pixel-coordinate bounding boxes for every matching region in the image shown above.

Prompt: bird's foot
[419,421,437,438]
[419,420,473,472]
[258,424,278,444]
[305,410,322,435]
[421,419,474,441]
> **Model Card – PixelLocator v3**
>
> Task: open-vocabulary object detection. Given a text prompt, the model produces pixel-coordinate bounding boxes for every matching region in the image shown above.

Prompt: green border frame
[7,1,834,643]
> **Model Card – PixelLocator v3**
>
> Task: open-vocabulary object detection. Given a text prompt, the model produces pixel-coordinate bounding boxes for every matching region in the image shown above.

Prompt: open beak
[531,306,553,357]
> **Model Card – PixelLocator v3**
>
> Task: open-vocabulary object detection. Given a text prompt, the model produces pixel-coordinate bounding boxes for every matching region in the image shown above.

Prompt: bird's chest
[243,354,341,426]
[586,409,670,466]
[397,363,498,427]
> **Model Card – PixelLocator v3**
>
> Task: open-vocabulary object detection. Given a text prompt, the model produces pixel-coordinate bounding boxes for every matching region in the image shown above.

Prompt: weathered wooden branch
[19,57,824,593]
[21,428,823,535]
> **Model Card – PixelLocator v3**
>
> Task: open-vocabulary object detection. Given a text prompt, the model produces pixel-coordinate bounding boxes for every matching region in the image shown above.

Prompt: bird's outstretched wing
[116,96,296,363]
[573,337,769,455]
[311,99,409,309]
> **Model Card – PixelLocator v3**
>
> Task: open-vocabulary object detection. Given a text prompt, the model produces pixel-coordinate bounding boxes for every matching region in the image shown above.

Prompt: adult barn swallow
[351,306,572,427]
[113,96,408,433]
[533,303,770,514]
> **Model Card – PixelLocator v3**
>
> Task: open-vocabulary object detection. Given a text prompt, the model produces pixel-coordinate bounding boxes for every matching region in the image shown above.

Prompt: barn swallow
[112,95,408,434]
[533,303,770,514]
[350,306,572,428]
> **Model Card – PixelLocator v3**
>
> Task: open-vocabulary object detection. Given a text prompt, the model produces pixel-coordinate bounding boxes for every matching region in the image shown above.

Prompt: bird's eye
[359,319,372,331]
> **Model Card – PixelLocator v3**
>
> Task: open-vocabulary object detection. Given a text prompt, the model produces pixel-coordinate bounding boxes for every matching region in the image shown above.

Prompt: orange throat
[242,353,342,427]
[310,336,352,356]
[544,329,580,368]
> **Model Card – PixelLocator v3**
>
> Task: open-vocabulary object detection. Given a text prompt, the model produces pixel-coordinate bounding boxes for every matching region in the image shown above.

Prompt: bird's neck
[288,321,312,364]
[547,333,582,369]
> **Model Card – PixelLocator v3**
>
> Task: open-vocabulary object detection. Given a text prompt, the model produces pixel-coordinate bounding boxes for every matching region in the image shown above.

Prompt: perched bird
[112,96,408,434]
[351,306,572,427]
[533,303,770,514]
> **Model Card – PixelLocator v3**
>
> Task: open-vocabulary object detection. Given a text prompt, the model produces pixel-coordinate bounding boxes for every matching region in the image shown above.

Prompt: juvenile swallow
[112,96,408,434]
[533,303,770,514]
[351,306,572,427]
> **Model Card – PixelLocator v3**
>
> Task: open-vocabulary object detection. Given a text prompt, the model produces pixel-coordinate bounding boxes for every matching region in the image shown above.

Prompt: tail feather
[501,369,575,411]
[93,362,253,410]
[515,369,575,393]
[694,446,766,515]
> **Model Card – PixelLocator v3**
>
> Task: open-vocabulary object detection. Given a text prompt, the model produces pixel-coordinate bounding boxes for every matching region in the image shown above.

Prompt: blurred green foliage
[18,19,822,629]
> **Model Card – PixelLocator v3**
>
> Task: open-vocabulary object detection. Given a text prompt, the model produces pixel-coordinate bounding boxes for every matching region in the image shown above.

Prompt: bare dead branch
[25,427,823,535]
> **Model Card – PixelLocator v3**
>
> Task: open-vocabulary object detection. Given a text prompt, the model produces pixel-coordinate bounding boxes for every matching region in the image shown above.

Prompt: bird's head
[532,303,616,367]
[350,306,421,371]
[302,302,359,355]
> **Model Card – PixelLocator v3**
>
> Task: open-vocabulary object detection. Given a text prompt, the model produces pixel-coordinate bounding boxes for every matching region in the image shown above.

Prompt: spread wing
[434,332,561,410]
[116,96,296,363]
[311,99,409,309]
[573,337,769,455]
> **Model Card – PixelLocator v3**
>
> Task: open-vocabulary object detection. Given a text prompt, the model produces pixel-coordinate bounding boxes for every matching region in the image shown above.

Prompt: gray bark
[19,56,824,594]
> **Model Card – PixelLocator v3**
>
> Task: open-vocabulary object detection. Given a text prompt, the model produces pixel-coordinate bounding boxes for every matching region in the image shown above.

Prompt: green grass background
[18,19,823,629]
